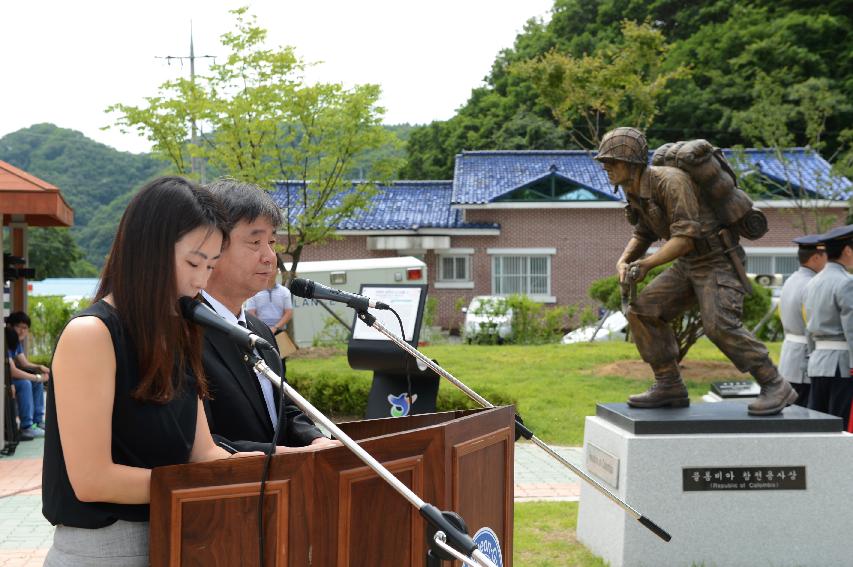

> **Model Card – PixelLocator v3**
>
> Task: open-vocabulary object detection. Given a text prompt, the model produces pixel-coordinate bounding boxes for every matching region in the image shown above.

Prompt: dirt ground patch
[593,359,749,383]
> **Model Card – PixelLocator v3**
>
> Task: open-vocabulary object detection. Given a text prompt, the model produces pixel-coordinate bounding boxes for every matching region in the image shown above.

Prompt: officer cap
[818,224,853,245]
[792,233,825,250]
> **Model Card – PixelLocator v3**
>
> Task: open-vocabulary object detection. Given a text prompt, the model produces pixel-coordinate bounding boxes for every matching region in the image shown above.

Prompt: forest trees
[401,0,853,179]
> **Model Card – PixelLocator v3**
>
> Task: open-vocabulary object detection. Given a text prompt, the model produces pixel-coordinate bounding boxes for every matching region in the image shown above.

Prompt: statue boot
[748,365,798,416]
[627,363,689,408]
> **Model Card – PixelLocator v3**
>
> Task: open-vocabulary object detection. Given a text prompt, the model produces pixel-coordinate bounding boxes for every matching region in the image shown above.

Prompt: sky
[1,0,553,154]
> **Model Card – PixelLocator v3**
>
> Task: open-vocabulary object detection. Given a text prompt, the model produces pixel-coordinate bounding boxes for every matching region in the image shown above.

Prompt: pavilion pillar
[9,217,28,314]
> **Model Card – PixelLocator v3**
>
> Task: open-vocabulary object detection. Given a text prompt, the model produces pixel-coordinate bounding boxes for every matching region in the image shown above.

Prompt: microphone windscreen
[289,278,313,299]
[178,296,200,320]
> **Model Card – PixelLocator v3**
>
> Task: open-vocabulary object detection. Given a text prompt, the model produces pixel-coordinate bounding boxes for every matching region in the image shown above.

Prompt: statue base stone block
[577,401,850,567]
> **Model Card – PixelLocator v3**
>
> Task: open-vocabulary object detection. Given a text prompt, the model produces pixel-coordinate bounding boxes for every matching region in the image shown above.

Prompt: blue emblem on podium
[472,527,503,566]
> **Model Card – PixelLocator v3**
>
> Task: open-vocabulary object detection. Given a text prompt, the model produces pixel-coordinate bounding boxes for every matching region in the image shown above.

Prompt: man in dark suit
[201,179,336,453]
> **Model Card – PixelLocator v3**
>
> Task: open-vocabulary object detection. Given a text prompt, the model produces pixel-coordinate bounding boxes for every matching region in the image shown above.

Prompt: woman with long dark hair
[42,176,254,566]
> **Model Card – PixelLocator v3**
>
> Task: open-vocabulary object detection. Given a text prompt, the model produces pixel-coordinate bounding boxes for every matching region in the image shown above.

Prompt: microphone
[178,297,274,352]
[289,278,390,311]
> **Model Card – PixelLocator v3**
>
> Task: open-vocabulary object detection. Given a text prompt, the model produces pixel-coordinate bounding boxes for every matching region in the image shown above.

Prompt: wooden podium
[150,406,515,566]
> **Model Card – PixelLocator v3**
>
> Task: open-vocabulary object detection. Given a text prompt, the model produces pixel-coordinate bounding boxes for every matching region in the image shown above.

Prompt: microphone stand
[355,309,672,543]
[247,351,498,567]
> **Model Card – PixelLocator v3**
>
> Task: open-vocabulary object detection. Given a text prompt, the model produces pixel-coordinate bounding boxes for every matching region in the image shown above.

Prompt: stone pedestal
[577,401,850,567]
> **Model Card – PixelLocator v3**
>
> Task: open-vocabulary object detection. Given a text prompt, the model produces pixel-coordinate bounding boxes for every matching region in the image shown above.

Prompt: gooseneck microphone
[178,297,274,351]
[289,278,390,311]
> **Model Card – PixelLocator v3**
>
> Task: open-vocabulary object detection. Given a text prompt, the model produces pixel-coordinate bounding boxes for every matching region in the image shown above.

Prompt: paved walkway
[0,438,581,566]
[0,438,50,567]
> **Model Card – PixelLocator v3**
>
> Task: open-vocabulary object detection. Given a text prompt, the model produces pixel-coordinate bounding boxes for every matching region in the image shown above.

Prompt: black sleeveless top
[42,300,198,528]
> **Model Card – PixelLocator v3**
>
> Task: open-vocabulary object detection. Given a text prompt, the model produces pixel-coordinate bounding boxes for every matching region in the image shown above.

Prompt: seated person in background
[42,176,258,567]
[246,268,294,373]
[5,312,49,438]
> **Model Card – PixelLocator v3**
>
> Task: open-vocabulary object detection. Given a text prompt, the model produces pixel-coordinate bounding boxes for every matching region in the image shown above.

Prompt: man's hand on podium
[228,451,265,459]
[273,438,341,454]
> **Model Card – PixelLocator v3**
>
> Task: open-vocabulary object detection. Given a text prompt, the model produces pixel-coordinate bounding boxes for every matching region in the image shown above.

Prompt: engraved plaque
[587,443,619,489]
[683,466,806,491]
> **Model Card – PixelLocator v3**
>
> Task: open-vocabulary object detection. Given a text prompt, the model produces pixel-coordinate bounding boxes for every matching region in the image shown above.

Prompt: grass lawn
[514,502,607,566]
[289,339,781,445]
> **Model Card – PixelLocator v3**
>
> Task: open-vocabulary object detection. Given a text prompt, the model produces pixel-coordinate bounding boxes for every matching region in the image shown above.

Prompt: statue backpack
[651,139,768,240]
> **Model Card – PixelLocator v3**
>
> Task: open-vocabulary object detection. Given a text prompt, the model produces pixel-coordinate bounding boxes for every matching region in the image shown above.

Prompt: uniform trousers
[790,382,811,408]
[807,372,853,427]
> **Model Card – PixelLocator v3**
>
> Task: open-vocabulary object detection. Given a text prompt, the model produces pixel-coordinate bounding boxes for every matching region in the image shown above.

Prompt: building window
[745,254,798,286]
[493,173,613,202]
[492,255,551,296]
[439,255,471,282]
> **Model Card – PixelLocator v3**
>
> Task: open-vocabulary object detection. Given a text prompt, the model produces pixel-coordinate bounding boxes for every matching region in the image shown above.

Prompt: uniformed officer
[778,234,827,406]
[595,127,796,416]
[803,224,853,424]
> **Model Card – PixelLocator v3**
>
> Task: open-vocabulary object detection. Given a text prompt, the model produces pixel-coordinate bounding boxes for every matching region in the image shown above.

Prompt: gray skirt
[44,520,149,567]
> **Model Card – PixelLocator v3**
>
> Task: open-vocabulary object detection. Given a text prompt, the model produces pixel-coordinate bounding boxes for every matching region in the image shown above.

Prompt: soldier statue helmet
[595,127,649,165]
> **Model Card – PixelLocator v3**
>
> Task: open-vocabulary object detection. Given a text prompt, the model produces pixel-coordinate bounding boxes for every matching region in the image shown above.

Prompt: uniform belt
[688,234,726,257]
[815,340,848,351]
[784,334,807,344]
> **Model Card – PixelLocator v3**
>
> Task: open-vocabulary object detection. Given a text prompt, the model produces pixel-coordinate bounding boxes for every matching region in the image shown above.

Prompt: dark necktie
[238,321,278,424]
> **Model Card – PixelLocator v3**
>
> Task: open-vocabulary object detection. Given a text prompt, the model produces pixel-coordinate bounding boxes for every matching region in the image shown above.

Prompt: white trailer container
[284,256,428,347]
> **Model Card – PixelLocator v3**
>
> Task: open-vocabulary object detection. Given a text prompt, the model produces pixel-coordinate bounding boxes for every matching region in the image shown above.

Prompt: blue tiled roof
[725,148,852,199]
[271,180,499,231]
[452,150,618,203]
[271,149,849,233]
[452,148,851,204]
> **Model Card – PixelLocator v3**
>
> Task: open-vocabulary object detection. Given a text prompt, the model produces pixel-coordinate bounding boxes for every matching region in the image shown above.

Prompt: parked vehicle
[562,311,628,344]
[462,296,513,343]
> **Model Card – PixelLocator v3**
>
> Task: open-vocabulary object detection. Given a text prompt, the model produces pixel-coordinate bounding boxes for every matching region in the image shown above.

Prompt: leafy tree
[107,8,402,278]
[76,188,136,267]
[731,74,852,234]
[515,21,688,150]
[27,228,98,279]
[660,4,851,148]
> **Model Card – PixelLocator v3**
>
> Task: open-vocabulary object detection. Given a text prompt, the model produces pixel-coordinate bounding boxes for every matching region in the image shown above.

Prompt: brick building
[273,149,851,329]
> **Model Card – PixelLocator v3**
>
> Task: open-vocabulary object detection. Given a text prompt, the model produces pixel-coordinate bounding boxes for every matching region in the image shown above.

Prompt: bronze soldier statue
[595,126,797,416]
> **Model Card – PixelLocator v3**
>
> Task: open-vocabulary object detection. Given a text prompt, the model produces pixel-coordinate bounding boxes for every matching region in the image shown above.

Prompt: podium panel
[150,453,314,567]
[150,406,515,567]
[453,430,513,558]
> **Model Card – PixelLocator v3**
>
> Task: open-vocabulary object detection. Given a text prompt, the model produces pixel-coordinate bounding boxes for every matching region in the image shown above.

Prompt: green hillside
[0,123,166,227]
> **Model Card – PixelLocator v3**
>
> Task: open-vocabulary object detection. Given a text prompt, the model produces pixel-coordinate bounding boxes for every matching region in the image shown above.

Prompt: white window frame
[435,249,474,289]
[745,253,799,286]
[745,254,799,277]
[488,249,555,302]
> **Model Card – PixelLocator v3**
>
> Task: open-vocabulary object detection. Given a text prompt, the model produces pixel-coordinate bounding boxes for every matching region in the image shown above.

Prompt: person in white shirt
[247,270,294,372]
[778,234,827,406]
